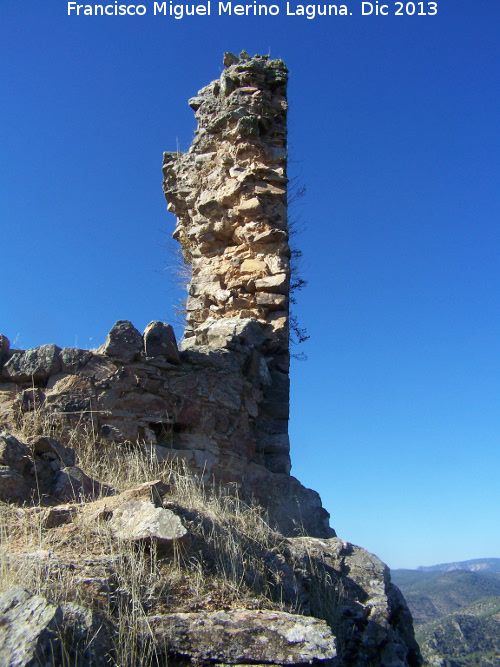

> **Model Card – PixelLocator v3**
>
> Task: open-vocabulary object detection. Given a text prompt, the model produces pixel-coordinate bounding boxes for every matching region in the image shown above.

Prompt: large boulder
[32,436,75,467]
[0,588,111,667]
[286,537,422,667]
[53,466,111,502]
[0,466,31,503]
[245,466,335,539]
[1,344,61,382]
[0,433,32,473]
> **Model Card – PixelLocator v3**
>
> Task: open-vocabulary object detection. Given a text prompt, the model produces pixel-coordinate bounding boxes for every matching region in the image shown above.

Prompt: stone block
[1,344,62,382]
[60,347,92,373]
[77,355,117,381]
[143,321,180,363]
[240,258,267,274]
[100,320,143,361]
[237,197,261,215]
[255,273,289,294]
[255,292,288,309]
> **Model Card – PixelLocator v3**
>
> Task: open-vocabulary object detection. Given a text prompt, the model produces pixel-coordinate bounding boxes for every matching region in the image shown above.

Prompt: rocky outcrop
[0,588,110,667]
[0,587,63,667]
[0,508,420,666]
[286,538,422,667]
[0,432,110,504]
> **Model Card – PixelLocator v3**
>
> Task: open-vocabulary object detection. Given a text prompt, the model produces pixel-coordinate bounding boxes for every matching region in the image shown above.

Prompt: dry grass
[1,407,348,664]
[1,413,297,665]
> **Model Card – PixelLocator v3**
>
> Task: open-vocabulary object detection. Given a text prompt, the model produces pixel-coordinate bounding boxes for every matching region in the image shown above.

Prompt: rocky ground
[0,430,422,666]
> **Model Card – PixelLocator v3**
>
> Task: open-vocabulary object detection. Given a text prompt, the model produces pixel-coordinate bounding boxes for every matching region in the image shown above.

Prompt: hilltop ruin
[0,52,422,666]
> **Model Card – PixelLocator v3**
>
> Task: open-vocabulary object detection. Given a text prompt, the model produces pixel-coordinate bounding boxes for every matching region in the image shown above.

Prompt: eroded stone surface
[144,320,180,363]
[143,609,337,665]
[1,344,61,382]
[99,320,143,361]
[0,587,62,667]
[286,537,422,667]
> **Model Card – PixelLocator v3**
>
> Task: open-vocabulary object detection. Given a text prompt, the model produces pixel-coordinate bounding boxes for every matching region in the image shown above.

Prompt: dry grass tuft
[1,414,299,664]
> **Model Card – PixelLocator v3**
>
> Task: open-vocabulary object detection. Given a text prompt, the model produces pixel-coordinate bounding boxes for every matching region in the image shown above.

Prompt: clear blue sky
[1,1,498,569]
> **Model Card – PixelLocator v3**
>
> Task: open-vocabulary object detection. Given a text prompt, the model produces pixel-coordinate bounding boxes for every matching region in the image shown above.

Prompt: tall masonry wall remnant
[163,51,291,478]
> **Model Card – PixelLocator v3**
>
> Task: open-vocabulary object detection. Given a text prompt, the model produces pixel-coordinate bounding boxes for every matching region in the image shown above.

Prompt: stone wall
[0,321,331,538]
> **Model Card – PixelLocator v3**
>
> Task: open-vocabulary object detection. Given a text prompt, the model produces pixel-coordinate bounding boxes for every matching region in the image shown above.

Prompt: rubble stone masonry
[163,51,291,477]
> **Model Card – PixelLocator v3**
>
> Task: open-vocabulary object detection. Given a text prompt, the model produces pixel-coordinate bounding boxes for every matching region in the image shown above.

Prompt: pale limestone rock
[255,274,289,294]
[237,196,262,214]
[109,500,189,547]
[240,258,268,274]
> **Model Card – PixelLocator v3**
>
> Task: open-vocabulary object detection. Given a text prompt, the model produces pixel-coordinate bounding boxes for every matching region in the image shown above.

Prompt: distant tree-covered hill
[392,560,500,666]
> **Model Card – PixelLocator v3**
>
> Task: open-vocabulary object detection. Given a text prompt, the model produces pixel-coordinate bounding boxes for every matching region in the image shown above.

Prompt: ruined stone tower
[162,52,292,477]
[0,52,334,538]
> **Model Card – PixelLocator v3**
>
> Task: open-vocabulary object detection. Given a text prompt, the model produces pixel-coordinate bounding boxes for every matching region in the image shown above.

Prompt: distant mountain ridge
[392,559,500,666]
[416,558,500,574]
